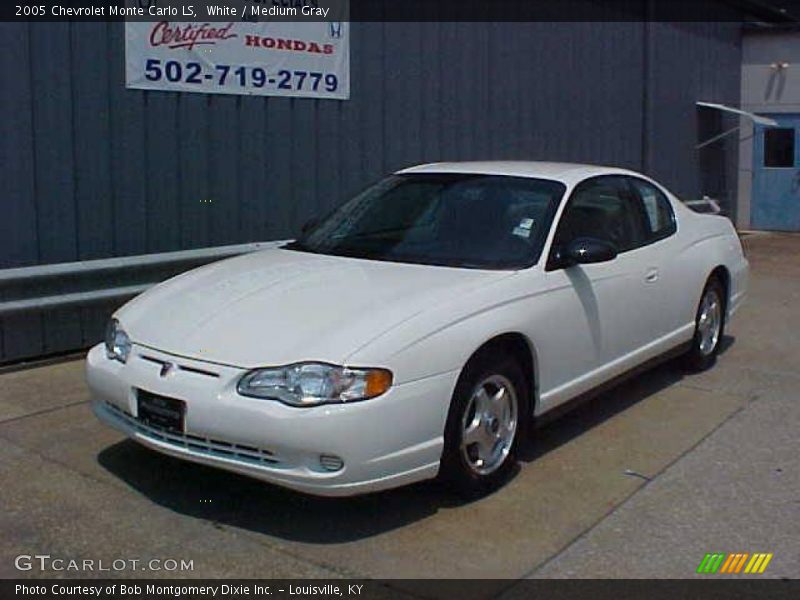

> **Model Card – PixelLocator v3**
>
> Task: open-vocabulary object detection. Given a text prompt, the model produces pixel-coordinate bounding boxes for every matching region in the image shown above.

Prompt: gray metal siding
[647,22,742,209]
[0,19,742,363]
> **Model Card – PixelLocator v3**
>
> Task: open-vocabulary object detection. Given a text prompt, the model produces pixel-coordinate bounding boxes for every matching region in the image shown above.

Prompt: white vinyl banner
[125,20,349,100]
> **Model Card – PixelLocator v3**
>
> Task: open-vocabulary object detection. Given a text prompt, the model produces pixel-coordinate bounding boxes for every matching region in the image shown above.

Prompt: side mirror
[300,217,320,235]
[562,237,618,266]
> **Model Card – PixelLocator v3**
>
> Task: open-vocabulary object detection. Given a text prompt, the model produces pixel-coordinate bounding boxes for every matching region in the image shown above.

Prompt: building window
[764,128,795,168]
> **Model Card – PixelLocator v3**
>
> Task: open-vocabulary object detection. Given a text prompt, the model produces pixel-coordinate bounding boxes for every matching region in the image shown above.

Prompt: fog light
[319,454,344,472]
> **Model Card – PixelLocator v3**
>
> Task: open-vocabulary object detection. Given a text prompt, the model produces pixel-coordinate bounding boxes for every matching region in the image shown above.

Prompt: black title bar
[4,0,800,23]
[4,579,800,600]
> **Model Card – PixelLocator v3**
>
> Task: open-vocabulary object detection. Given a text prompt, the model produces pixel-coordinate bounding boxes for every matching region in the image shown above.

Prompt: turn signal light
[365,369,393,398]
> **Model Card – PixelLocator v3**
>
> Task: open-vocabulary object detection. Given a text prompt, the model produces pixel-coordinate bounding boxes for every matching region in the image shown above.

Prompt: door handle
[645,268,659,283]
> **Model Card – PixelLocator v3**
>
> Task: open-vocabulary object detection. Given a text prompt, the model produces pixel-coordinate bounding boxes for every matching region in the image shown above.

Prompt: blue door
[752,114,800,231]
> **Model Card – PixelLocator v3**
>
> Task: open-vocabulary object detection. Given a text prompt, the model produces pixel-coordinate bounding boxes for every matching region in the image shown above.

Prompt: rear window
[628,178,677,242]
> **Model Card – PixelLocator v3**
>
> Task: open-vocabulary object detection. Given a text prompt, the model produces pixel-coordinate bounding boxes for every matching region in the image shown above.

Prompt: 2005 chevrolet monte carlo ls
[87,162,748,496]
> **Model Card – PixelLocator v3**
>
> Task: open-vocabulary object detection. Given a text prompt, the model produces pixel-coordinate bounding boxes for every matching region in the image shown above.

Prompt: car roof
[397,161,642,185]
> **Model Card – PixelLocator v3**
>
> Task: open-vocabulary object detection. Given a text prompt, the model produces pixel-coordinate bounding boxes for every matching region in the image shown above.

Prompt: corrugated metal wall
[0,19,742,364]
[646,21,743,215]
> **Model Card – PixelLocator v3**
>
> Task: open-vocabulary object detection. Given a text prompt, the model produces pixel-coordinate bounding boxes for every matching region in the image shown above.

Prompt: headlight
[104,318,131,363]
[237,363,393,407]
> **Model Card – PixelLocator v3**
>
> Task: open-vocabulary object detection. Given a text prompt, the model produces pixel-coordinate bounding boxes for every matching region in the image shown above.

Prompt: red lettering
[149,21,238,51]
[242,36,337,55]
[149,21,169,47]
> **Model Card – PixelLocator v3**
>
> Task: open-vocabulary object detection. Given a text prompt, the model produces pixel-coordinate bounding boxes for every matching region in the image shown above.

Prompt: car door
[536,175,653,411]
[623,176,685,346]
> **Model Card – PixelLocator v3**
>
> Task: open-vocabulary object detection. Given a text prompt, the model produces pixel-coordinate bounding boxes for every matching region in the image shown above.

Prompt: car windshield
[286,173,566,269]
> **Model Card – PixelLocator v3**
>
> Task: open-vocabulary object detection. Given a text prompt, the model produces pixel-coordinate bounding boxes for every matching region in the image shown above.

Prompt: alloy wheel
[460,374,519,476]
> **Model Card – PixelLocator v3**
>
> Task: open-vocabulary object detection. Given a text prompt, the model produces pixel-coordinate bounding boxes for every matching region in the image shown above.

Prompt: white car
[87,162,748,496]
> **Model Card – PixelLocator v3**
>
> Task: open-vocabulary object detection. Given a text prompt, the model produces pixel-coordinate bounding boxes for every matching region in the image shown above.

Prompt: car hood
[118,248,513,368]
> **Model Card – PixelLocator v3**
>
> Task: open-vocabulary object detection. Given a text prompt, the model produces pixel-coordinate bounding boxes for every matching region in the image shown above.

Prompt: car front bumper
[86,344,457,496]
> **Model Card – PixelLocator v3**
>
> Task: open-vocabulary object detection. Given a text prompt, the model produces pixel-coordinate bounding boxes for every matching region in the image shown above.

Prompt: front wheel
[684,277,726,372]
[439,354,529,496]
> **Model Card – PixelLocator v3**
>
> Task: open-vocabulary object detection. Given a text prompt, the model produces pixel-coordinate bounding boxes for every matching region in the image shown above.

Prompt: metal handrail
[0,241,276,283]
[0,241,284,316]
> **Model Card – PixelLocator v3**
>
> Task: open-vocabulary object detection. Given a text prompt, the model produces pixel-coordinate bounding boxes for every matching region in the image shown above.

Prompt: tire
[683,276,726,372]
[439,352,530,497]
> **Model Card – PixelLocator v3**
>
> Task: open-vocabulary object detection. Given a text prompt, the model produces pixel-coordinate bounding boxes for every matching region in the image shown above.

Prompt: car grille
[104,402,280,467]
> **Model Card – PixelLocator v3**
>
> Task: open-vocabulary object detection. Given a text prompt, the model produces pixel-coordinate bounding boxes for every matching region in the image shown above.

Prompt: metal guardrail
[0,241,285,317]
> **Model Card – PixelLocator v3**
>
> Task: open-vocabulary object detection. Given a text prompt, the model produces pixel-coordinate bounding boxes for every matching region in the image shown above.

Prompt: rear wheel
[684,277,725,372]
[439,353,529,496]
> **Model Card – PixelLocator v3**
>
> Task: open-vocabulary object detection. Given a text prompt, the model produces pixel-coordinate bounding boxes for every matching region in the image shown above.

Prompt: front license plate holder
[137,389,186,433]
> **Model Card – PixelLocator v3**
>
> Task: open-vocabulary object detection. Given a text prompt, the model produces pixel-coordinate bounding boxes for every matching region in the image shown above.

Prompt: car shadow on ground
[97,336,734,545]
[519,334,734,464]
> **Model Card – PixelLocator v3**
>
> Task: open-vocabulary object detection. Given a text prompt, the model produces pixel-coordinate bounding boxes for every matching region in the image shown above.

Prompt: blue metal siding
[0,19,742,363]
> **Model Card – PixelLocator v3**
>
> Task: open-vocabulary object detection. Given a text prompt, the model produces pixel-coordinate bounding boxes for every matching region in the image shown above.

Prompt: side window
[627,178,676,242]
[552,177,647,254]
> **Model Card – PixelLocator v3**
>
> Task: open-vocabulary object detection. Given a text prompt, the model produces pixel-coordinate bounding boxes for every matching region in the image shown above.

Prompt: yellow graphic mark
[744,553,773,574]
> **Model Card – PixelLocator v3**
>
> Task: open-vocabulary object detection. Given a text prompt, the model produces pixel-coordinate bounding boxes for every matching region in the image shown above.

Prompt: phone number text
[142,59,340,93]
